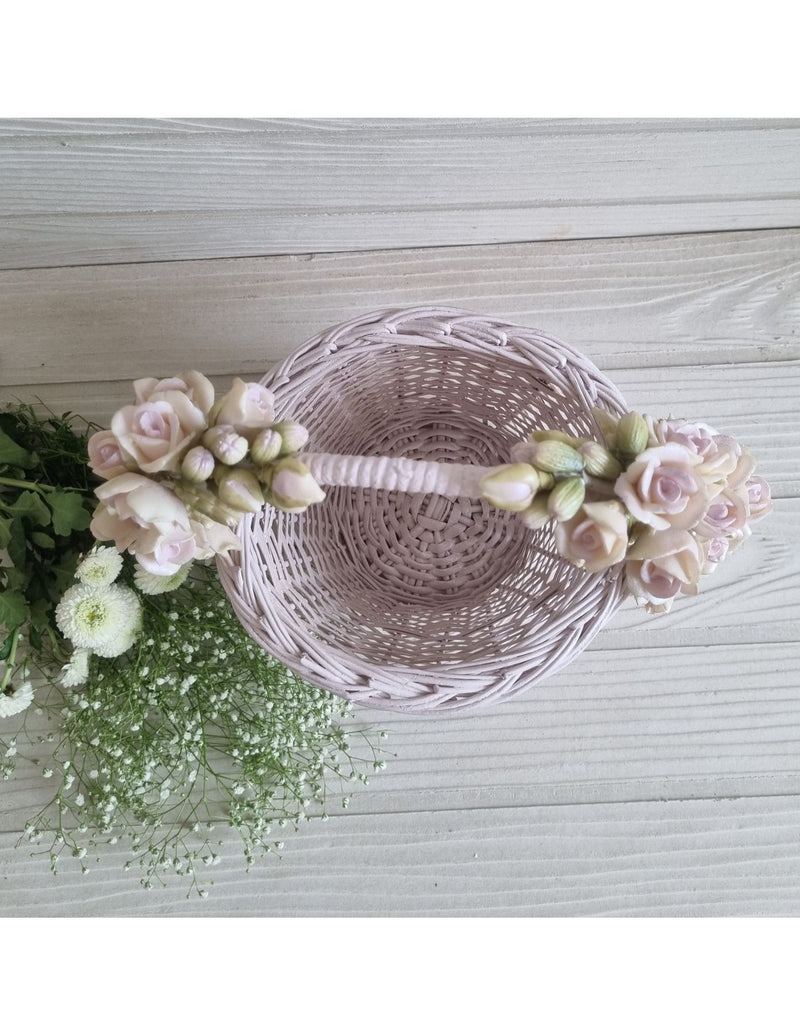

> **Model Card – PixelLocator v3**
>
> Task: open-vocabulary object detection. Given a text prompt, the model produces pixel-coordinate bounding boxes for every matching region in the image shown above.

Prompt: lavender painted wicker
[217,307,629,713]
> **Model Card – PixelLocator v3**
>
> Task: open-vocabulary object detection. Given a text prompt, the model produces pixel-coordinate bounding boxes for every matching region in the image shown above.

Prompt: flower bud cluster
[87,371,325,576]
[483,411,772,616]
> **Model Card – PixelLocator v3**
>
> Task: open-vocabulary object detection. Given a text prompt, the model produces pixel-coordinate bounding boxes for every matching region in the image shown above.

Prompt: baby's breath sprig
[21,563,388,895]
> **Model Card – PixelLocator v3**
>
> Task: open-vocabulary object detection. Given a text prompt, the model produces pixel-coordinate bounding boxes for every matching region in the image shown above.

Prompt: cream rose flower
[745,476,772,522]
[555,501,629,573]
[700,536,730,575]
[647,417,719,453]
[646,419,755,497]
[111,392,208,475]
[625,528,704,614]
[212,378,275,440]
[615,442,708,531]
[91,474,198,574]
[87,429,130,480]
[132,524,198,575]
[94,473,189,527]
[133,370,215,416]
[693,484,750,539]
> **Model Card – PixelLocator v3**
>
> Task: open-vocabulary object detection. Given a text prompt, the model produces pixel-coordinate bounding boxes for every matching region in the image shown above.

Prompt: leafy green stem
[0,476,91,495]
[0,627,21,691]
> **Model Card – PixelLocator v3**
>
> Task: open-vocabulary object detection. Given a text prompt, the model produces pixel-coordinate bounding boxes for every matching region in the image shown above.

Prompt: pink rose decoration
[92,473,198,575]
[555,501,629,573]
[701,536,730,575]
[133,370,215,416]
[212,378,275,440]
[132,524,197,575]
[615,442,708,531]
[111,394,207,474]
[745,475,773,522]
[647,418,719,455]
[87,430,129,480]
[625,528,704,614]
[693,484,749,539]
[647,419,755,497]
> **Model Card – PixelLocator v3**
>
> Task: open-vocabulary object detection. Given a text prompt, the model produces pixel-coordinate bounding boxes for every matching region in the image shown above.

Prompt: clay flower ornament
[85,370,324,577]
[485,408,772,614]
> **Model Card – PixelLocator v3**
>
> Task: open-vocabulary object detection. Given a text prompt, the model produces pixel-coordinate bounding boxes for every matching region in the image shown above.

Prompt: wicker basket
[217,306,629,713]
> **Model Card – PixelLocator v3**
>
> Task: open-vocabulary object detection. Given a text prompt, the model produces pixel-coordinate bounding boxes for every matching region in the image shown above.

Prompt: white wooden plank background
[2,118,799,268]
[1,119,799,916]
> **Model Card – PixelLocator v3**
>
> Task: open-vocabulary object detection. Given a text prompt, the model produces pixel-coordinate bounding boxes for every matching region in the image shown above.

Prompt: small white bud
[250,428,283,464]
[479,463,540,513]
[181,445,216,482]
[216,469,265,513]
[202,425,248,465]
[270,457,326,511]
[272,420,310,456]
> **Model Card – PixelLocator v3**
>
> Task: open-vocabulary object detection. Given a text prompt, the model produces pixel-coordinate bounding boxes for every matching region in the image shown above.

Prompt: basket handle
[299,452,489,498]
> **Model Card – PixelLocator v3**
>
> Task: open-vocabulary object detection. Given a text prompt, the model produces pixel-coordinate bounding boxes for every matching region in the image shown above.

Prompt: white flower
[133,562,192,595]
[60,647,92,687]
[0,681,34,719]
[74,546,124,587]
[56,583,141,657]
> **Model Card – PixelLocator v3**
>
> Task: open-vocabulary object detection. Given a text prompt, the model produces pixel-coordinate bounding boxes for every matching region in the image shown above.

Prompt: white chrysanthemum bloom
[133,561,192,595]
[74,546,124,587]
[56,583,141,657]
[60,647,92,687]
[0,681,35,719]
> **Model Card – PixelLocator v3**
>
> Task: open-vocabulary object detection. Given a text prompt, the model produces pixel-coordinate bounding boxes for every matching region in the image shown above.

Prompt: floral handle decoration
[87,371,772,631]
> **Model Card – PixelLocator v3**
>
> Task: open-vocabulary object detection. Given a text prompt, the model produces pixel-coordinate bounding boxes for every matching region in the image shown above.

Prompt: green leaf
[29,597,52,629]
[0,426,33,468]
[0,589,28,631]
[0,514,12,550]
[9,489,51,528]
[51,550,81,595]
[49,491,92,537]
[0,630,13,660]
[6,518,27,570]
[31,530,56,549]
[3,565,27,592]
[29,625,42,650]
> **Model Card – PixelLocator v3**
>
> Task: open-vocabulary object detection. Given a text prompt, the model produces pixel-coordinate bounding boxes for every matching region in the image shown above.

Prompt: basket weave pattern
[218,307,629,713]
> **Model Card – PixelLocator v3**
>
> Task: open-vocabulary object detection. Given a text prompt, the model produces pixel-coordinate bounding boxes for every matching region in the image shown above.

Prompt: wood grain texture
[3,629,799,837]
[1,126,799,916]
[2,227,798,377]
[3,795,800,916]
[1,118,799,269]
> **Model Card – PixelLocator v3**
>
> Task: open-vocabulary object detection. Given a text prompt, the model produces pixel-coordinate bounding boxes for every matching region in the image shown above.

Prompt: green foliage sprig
[0,403,387,895]
[0,405,97,667]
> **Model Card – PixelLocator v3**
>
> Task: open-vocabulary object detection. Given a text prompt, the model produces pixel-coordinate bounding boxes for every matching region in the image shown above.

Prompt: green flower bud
[578,440,622,480]
[216,469,265,513]
[591,407,620,449]
[530,429,584,448]
[250,428,283,465]
[172,482,243,528]
[518,494,551,530]
[615,412,649,457]
[270,457,326,511]
[181,446,215,483]
[272,420,310,456]
[529,440,585,475]
[547,477,586,522]
[479,463,540,513]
